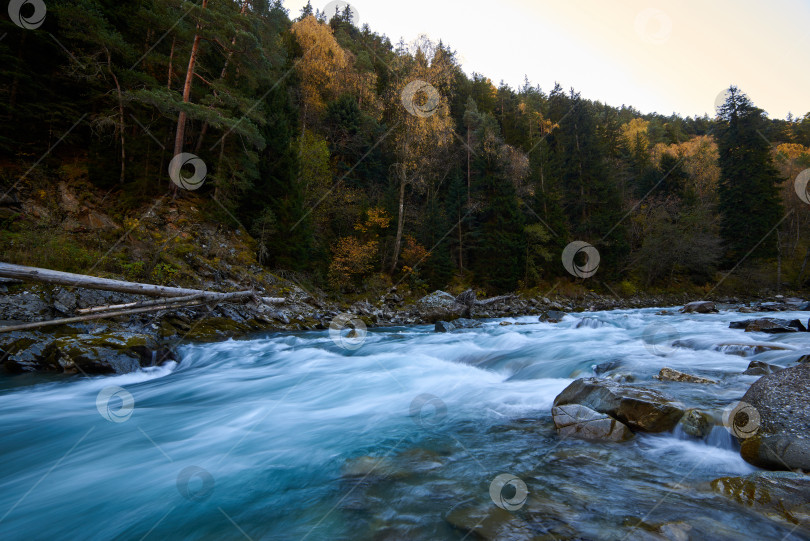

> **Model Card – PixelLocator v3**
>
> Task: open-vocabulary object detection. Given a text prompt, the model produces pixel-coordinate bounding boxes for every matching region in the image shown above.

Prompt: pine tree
[717,86,784,261]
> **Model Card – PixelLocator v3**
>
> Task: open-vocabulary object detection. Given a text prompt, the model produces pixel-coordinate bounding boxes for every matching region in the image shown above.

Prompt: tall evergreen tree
[717,86,784,261]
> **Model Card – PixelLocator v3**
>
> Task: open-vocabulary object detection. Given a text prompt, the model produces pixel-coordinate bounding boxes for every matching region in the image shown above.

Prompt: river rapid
[1,307,808,540]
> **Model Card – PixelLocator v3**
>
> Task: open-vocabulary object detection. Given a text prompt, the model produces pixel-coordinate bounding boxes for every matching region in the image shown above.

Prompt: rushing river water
[1,307,809,540]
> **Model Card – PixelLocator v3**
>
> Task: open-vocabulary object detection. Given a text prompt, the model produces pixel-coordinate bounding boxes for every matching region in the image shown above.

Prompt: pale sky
[284,0,810,119]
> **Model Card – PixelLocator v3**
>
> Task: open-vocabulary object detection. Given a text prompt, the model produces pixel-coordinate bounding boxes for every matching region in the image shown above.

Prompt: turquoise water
[1,308,808,540]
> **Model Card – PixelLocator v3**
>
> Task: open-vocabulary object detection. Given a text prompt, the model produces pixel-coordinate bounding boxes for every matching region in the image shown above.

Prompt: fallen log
[75,291,255,315]
[0,262,285,304]
[0,298,223,333]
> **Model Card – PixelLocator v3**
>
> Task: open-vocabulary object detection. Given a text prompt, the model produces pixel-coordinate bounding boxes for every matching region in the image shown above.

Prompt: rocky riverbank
[1,280,809,376]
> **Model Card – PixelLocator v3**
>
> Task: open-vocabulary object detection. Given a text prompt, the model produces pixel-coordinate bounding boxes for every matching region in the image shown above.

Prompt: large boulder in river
[738,364,810,471]
[553,378,685,433]
[680,301,718,314]
[415,291,466,323]
[711,471,810,526]
[552,404,633,442]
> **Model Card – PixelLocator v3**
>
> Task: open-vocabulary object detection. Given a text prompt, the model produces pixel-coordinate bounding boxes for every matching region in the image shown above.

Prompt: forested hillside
[2,0,810,297]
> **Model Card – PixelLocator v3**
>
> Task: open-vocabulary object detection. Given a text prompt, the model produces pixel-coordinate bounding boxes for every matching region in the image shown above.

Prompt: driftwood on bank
[75,291,255,315]
[0,298,221,333]
[0,263,285,304]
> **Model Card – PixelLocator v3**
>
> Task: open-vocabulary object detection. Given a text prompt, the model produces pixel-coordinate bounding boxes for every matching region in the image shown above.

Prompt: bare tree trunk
[105,47,126,184]
[777,230,782,295]
[466,126,471,206]
[0,263,285,304]
[389,178,406,274]
[173,0,208,158]
[797,246,810,288]
[167,37,176,90]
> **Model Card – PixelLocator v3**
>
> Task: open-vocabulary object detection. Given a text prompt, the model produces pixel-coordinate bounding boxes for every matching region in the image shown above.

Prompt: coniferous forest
[3,0,810,297]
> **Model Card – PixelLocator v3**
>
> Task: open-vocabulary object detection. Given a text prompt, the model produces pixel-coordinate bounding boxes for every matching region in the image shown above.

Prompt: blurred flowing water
[1,308,809,540]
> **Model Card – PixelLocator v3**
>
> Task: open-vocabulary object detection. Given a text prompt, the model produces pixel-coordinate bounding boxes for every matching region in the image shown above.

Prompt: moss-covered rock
[42,332,173,375]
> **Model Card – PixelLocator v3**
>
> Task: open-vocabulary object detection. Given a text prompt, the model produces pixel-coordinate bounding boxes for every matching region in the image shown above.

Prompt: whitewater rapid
[1,307,807,540]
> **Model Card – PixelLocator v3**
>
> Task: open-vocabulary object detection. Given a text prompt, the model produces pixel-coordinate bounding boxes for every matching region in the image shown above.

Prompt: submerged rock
[711,471,810,526]
[655,367,717,384]
[576,317,606,329]
[552,403,633,442]
[738,364,810,471]
[553,378,685,433]
[680,301,718,314]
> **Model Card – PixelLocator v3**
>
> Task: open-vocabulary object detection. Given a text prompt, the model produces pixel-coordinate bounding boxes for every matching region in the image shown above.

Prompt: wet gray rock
[415,291,466,323]
[738,363,810,471]
[42,332,174,375]
[540,310,566,323]
[655,367,716,384]
[680,409,712,438]
[434,321,455,333]
[552,403,634,442]
[553,378,685,433]
[680,301,718,314]
[730,318,807,333]
[743,361,781,376]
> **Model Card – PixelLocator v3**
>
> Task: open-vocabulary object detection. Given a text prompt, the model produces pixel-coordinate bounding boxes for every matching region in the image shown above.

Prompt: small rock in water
[540,310,566,323]
[553,378,685,433]
[499,321,513,326]
[680,301,718,314]
[655,367,717,384]
[679,409,712,438]
[552,404,634,442]
[434,321,455,333]
[742,361,781,376]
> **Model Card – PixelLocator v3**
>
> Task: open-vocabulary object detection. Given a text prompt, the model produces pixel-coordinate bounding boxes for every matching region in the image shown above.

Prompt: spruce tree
[717,86,784,261]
